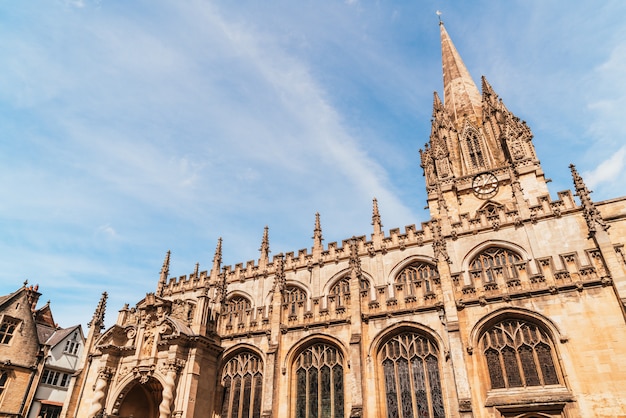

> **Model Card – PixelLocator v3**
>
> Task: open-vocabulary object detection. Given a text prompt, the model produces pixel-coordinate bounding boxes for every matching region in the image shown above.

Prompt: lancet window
[470,247,522,284]
[465,129,486,170]
[481,319,560,389]
[283,286,307,316]
[220,352,263,418]
[397,262,439,296]
[380,332,445,418]
[329,277,368,306]
[294,343,344,418]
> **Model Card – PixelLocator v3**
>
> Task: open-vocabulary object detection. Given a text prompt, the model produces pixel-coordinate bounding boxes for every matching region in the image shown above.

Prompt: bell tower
[420,22,550,221]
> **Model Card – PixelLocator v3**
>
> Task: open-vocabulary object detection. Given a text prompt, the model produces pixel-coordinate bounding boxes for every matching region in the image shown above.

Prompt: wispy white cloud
[1,1,625,329]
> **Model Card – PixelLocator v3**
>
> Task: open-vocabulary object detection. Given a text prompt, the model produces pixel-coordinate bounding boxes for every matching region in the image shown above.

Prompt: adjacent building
[63,22,626,418]
[0,284,84,418]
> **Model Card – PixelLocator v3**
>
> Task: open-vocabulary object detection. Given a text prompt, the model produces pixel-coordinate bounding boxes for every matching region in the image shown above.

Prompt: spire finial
[313,212,323,253]
[211,238,223,277]
[193,262,199,278]
[88,291,108,331]
[259,226,270,266]
[436,10,443,24]
[372,198,383,236]
[156,250,171,297]
[570,164,609,237]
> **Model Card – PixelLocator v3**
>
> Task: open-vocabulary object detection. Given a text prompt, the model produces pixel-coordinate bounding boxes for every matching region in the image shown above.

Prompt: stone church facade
[62,22,626,418]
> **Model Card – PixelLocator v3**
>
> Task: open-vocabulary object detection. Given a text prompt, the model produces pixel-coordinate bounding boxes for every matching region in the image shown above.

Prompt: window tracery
[465,129,486,169]
[329,277,369,306]
[294,343,344,418]
[283,286,307,316]
[0,317,19,344]
[380,332,445,418]
[396,262,439,296]
[470,247,522,284]
[220,352,263,418]
[481,319,560,389]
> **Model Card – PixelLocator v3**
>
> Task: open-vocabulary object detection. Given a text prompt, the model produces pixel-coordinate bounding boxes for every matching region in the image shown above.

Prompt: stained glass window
[295,343,344,418]
[481,319,560,389]
[380,332,445,418]
[470,247,521,284]
[397,262,439,296]
[221,352,263,418]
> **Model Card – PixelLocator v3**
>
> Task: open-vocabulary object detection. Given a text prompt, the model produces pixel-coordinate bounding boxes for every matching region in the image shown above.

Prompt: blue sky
[1,1,625,329]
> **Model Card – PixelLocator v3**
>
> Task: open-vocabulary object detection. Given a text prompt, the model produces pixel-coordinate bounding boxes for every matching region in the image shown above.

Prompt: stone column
[159,359,185,418]
[88,367,112,417]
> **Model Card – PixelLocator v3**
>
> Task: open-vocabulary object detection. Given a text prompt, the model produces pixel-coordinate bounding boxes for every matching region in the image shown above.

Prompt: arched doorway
[116,377,163,418]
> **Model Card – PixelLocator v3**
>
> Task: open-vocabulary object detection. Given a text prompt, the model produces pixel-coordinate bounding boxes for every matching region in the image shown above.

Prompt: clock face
[472,172,499,199]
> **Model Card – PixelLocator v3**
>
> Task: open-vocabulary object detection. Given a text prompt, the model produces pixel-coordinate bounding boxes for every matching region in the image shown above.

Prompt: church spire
[259,226,270,267]
[156,250,171,297]
[440,21,482,126]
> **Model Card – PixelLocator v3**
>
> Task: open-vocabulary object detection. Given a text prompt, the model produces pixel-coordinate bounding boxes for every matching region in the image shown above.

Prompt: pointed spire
[156,250,171,297]
[440,21,482,126]
[570,164,609,237]
[371,198,383,236]
[88,292,108,331]
[313,213,323,253]
[211,238,223,278]
[259,226,270,267]
[193,262,199,278]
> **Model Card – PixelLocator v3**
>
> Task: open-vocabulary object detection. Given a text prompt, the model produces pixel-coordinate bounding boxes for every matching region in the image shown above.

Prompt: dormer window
[64,339,79,355]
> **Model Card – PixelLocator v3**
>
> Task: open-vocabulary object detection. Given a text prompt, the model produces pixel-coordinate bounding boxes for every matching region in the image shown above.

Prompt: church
[61,21,626,418]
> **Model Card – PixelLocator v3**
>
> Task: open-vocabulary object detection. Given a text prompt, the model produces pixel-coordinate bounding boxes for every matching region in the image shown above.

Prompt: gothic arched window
[329,277,369,307]
[294,343,344,418]
[380,332,445,418]
[465,129,485,169]
[481,319,560,389]
[283,286,307,316]
[224,296,252,325]
[225,296,251,314]
[470,247,522,284]
[397,262,439,295]
[220,352,263,418]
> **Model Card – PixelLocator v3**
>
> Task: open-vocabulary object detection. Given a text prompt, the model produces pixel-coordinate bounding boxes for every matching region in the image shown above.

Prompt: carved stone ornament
[161,358,186,374]
[458,398,472,412]
[132,364,156,384]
